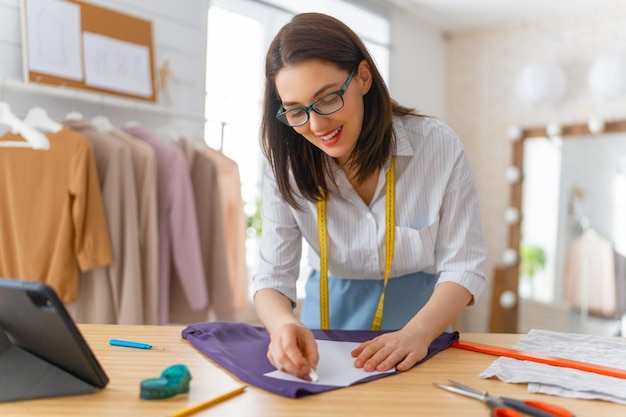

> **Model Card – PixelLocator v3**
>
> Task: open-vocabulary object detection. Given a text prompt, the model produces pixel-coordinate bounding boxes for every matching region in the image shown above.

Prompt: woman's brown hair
[261,12,417,209]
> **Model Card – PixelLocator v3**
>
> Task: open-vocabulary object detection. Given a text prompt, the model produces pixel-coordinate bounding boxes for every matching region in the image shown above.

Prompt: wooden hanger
[0,101,50,150]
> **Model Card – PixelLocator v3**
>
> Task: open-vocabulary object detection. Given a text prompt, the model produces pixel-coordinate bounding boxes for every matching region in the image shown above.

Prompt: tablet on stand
[0,278,109,402]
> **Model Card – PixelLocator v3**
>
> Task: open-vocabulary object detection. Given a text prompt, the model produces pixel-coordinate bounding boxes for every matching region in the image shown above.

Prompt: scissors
[434,380,575,417]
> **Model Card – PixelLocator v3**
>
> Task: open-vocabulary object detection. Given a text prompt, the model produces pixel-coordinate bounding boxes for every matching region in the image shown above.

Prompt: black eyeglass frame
[275,69,356,127]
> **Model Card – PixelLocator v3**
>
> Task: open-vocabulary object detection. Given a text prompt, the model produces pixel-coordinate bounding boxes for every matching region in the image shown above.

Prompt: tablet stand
[0,328,96,402]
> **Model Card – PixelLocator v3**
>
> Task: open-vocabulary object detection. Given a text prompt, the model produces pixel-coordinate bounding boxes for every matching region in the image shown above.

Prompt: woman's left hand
[350,329,430,372]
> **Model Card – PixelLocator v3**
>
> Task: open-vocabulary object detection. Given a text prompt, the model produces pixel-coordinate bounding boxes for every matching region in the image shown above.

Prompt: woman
[253,12,486,381]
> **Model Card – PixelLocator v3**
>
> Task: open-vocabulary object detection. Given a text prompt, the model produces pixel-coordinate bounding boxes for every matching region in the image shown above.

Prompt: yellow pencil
[170,385,246,417]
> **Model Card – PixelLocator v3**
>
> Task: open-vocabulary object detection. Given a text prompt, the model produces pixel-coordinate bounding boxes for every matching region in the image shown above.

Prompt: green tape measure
[140,364,192,400]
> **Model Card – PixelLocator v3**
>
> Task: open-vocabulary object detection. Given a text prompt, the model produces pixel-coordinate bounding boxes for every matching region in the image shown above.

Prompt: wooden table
[0,324,623,416]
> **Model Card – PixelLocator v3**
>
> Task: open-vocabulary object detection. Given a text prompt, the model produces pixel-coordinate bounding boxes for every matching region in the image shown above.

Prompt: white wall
[388,8,447,119]
[0,0,210,137]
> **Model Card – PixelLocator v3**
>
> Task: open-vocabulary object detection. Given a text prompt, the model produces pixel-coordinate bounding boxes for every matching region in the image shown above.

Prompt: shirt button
[366,213,373,220]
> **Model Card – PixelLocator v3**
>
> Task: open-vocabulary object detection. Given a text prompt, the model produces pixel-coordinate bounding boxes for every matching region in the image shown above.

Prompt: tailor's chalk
[308,369,319,383]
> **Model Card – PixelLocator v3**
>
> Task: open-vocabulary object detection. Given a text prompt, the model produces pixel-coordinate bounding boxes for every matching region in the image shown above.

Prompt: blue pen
[109,339,166,350]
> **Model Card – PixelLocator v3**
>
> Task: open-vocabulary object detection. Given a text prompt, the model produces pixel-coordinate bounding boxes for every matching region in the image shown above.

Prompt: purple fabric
[182,321,459,398]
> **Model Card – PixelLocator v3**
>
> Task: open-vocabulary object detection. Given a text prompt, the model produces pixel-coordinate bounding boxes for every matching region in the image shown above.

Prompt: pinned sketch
[82,32,153,98]
[264,339,395,387]
[25,0,83,80]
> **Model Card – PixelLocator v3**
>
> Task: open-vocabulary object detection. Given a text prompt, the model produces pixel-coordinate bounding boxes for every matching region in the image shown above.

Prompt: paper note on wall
[82,32,152,98]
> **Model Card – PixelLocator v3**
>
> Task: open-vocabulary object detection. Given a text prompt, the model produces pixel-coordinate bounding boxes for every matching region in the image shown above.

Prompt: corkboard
[23,0,156,102]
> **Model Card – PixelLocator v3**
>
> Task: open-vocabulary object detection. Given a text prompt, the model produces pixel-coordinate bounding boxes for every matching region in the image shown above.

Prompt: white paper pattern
[264,339,395,387]
[480,329,626,404]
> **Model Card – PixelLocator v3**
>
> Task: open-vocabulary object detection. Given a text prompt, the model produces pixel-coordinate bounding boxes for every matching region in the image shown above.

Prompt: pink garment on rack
[170,140,234,322]
[123,126,208,324]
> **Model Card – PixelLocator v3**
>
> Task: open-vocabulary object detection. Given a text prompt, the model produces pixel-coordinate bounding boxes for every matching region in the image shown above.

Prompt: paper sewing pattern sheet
[26,0,83,80]
[264,339,394,386]
[480,329,626,404]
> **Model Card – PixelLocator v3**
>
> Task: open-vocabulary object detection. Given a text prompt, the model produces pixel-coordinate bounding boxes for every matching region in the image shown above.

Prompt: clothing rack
[0,78,205,122]
[1,118,248,325]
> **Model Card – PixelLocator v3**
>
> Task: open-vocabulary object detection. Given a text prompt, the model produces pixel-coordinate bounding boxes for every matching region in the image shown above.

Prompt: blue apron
[300,270,438,330]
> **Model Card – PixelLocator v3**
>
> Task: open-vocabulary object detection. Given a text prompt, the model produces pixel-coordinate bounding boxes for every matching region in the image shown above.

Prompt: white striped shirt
[253,115,486,305]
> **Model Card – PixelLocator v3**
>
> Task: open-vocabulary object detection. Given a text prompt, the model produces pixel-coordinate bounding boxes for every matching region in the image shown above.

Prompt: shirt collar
[328,116,415,174]
[393,115,415,158]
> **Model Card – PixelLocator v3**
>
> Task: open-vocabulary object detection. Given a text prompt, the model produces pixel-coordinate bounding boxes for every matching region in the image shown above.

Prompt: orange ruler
[451,340,626,380]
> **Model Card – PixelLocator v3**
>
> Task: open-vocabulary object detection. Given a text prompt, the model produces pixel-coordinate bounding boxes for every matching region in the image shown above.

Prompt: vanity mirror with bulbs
[490,118,626,336]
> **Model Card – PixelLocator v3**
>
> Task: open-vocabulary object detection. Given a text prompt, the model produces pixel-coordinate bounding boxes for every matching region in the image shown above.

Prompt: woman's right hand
[267,322,319,381]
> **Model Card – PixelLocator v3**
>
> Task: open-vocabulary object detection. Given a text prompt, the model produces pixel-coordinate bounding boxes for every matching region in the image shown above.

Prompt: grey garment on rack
[63,119,143,325]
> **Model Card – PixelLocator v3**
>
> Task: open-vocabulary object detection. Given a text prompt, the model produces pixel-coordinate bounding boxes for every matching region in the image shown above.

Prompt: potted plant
[519,243,547,298]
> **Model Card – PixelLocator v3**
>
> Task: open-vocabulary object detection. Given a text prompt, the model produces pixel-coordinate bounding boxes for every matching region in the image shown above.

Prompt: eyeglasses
[276,69,355,127]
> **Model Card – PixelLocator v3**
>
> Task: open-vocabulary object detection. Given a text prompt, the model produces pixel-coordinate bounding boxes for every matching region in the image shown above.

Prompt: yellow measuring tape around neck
[317,156,395,330]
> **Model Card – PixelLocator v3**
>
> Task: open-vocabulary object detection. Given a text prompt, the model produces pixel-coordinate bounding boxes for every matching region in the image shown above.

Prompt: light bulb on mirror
[502,248,519,265]
[588,117,605,134]
[505,166,521,183]
[507,125,522,141]
[504,207,520,224]
[546,122,562,137]
[499,290,517,309]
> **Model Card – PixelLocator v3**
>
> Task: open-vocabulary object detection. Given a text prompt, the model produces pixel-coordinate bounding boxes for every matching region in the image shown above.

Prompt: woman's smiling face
[274,60,372,166]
